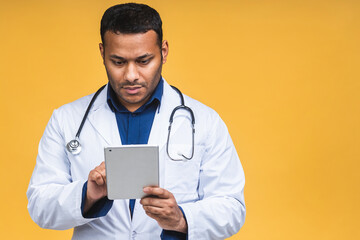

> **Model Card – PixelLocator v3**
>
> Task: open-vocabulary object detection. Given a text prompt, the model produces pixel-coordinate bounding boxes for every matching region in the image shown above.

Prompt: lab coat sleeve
[179,113,246,240]
[27,109,94,230]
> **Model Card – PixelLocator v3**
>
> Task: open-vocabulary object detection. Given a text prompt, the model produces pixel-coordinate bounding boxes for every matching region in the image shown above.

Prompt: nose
[124,62,139,83]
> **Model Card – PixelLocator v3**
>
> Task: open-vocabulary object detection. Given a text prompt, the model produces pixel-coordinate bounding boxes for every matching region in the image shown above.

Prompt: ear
[161,40,169,64]
[99,43,105,61]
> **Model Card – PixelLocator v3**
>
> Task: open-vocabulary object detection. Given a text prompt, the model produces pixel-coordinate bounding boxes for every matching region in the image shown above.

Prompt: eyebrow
[137,53,153,60]
[109,53,154,60]
[110,55,125,60]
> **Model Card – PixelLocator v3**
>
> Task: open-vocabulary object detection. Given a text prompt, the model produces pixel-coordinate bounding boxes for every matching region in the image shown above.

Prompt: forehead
[103,30,160,57]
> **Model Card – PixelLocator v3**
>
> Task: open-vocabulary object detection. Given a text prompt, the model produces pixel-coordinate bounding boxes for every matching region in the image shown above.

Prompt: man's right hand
[83,161,107,213]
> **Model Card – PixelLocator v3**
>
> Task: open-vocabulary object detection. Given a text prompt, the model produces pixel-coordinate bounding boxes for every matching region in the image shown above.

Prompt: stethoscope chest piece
[66,139,82,155]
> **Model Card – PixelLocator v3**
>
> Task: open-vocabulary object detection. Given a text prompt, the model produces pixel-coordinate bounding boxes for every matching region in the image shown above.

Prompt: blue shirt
[80,79,186,239]
[107,79,163,146]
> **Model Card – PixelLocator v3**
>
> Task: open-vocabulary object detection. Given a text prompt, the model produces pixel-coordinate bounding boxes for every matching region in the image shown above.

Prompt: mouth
[123,85,143,95]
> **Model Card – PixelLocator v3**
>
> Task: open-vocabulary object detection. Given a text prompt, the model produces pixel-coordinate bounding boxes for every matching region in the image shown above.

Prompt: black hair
[100,3,163,48]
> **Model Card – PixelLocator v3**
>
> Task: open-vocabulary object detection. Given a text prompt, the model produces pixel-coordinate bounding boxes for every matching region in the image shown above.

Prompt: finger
[143,205,166,216]
[143,187,171,199]
[89,170,105,185]
[94,171,105,185]
[91,162,107,184]
[95,162,106,180]
[140,197,168,208]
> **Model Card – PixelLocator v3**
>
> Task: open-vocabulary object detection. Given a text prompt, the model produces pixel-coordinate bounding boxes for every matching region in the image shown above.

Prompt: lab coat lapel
[87,84,122,146]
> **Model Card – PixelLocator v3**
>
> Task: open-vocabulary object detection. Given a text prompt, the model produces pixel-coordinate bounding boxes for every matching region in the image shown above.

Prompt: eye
[112,60,125,66]
[138,59,150,65]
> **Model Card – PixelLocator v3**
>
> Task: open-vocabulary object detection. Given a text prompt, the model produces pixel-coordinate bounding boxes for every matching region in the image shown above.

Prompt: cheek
[143,63,162,80]
[106,66,123,83]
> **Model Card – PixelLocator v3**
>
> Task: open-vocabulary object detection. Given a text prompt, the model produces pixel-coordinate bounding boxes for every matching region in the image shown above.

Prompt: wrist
[84,197,96,213]
[175,214,188,233]
[84,189,102,213]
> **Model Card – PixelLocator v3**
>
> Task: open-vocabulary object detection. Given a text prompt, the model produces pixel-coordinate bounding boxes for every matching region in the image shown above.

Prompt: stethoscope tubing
[66,84,195,160]
[75,84,107,139]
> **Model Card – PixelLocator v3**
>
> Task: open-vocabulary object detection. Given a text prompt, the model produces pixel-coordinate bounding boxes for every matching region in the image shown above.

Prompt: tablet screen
[105,145,159,199]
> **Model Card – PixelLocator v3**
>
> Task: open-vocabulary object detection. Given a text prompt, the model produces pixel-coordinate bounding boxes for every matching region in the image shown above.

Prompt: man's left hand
[140,187,187,233]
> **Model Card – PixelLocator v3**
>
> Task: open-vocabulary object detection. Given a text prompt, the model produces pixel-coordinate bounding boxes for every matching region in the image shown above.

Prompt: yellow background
[1,0,359,239]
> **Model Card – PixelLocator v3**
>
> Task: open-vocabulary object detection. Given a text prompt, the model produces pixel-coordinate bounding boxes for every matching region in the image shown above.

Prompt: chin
[124,97,145,105]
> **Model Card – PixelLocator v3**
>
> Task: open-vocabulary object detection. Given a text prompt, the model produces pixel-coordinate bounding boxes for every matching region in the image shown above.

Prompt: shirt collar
[107,77,163,113]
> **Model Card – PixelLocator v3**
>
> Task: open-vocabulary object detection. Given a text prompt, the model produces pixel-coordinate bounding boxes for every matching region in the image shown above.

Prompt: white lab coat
[27,80,246,240]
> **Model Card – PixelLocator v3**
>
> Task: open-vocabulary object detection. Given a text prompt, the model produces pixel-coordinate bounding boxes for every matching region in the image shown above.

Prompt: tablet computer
[104,145,159,200]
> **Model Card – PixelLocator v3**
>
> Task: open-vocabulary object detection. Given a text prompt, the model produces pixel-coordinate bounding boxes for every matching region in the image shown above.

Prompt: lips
[123,85,142,95]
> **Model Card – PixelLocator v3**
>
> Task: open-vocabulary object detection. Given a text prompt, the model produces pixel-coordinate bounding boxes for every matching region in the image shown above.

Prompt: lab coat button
[132,231,137,239]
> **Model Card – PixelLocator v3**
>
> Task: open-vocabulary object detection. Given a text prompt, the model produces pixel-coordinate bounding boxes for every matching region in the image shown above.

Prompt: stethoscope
[66,84,195,161]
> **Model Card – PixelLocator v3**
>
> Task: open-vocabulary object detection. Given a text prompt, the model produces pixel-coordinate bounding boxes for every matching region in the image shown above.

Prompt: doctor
[27,3,245,240]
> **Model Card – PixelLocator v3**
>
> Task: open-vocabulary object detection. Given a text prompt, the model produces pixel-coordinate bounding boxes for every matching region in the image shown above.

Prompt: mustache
[119,81,146,88]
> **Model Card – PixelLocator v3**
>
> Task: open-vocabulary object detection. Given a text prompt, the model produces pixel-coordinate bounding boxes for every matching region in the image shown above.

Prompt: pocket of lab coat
[164,144,204,199]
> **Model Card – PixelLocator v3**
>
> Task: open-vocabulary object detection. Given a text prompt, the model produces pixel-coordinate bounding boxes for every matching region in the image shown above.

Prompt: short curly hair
[100,3,163,48]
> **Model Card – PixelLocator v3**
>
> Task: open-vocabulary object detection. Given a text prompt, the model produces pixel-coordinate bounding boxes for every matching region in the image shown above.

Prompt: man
[27,3,245,240]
